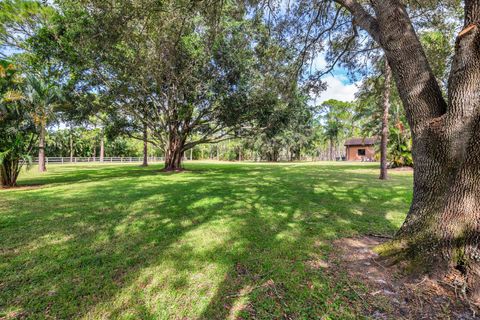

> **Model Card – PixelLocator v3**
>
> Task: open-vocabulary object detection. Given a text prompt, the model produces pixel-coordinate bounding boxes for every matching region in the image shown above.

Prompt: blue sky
[309,53,359,105]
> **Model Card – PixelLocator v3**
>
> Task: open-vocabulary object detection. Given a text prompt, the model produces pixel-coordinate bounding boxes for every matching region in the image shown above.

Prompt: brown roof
[344,137,378,146]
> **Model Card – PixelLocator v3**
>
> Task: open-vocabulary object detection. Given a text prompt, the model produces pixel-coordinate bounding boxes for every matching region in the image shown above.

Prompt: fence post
[62,157,64,164]
[46,157,49,164]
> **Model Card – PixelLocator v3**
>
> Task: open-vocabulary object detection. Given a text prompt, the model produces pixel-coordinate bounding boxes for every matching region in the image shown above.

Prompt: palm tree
[0,61,37,187]
[320,99,355,161]
[23,75,62,172]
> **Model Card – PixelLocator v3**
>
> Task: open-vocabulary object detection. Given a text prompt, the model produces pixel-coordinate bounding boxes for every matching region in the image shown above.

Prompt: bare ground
[389,167,414,172]
[328,236,478,319]
[0,185,44,191]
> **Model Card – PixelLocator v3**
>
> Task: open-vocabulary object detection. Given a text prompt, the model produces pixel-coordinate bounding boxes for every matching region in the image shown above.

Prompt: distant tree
[320,99,355,161]
[245,91,315,162]
[355,60,413,169]
[388,123,413,168]
[42,0,298,171]
[0,0,71,172]
[22,74,63,172]
[45,126,144,158]
[104,137,139,158]
[0,60,36,187]
[379,60,392,179]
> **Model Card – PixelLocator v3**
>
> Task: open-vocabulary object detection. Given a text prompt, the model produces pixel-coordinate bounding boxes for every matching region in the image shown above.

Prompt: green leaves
[320,99,355,144]
[0,0,55,52]
[419,30,454,88]
[0,60,37,183]
[180,33,205,60]
[388,125,413,168]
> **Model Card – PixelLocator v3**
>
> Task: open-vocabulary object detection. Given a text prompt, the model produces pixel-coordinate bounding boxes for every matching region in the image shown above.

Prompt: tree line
[26,94,413,165]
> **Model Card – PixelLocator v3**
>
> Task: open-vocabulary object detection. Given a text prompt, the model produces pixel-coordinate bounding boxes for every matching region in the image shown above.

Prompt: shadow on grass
[0,163,412,319]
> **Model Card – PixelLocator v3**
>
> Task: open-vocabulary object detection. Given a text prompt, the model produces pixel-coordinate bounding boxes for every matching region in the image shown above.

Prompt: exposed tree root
[327,236,479,319]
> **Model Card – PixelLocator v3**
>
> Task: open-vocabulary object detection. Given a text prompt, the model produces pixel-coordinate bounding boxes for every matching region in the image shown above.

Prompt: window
[358,149,366,156]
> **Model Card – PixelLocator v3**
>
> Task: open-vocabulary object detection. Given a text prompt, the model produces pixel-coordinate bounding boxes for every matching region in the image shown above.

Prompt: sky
[315,74,359,104]
[308,54,360,105]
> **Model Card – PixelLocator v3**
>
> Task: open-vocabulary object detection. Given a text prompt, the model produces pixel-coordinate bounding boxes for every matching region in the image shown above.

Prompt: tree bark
[1,158,20,187]
[335,0,480,301]
[142,124,148,166]
[329,138,334,161]
[69,132,74,163]
[99,132,105,162]
[38,122,46,172]
[379,59,392,180]
[164,132,185,171]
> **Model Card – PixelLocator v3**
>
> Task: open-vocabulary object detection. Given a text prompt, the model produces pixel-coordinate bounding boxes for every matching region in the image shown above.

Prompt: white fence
[32,157,165,164]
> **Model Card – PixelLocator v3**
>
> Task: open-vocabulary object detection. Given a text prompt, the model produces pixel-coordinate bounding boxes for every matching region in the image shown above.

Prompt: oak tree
[326,0,480,301]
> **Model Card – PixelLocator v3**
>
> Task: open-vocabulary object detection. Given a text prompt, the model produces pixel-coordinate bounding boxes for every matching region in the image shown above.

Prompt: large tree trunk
[373,3,480,301]
[379,59,392,180]
[164,133,185,171]
[142,124,148,167]
[392,119,480,301]
[335,0,480,302]
[1,158,20,188]
[38,122,46,172]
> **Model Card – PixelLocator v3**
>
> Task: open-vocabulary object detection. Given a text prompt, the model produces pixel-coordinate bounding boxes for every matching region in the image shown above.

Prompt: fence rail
[32,157,165,164]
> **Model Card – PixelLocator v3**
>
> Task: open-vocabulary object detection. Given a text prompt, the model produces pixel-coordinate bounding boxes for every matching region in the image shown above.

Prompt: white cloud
[306,52,360,106]
[310,75,359,106]
[310,54,327,70]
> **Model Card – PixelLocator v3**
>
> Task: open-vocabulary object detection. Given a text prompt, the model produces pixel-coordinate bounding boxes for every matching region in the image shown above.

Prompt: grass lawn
[0,162,412,319]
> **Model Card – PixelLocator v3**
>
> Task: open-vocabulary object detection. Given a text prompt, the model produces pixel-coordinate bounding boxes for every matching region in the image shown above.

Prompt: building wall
[346,145,376,161]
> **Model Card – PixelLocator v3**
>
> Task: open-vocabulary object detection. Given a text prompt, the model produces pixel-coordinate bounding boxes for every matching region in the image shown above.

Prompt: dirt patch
[389,166,413,172]
[157,168,200,174]
[0,184,44,191]
[329,236,477,319]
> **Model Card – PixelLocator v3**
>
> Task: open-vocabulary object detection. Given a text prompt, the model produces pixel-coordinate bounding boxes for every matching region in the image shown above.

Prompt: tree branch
[446,4,480,125]
[367,0,447,130]
[333,0,381,43]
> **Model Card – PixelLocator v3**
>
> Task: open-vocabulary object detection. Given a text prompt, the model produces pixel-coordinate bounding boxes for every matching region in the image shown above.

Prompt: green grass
[0,162,412,319]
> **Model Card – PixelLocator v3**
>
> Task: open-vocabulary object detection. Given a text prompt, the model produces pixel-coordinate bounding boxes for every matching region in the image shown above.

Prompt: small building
[344,137,377,161]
